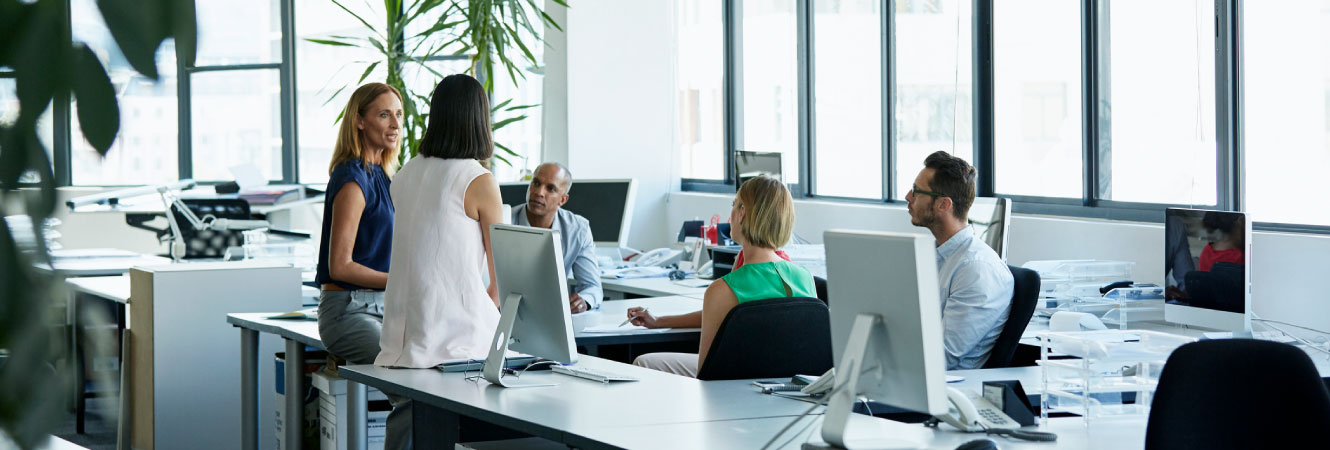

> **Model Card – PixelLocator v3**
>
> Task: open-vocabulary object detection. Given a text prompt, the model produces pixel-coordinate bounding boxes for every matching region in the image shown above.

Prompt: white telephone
[631,248,683,268]
[935,387,1019,432]
[799,368,835,395]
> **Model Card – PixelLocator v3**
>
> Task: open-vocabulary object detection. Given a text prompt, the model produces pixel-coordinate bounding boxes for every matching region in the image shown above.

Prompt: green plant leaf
[71,45,120,156]
[495,141,519,157]
[168,0,197,67]
[357,61,381,84]
[505,103,538,111]
[330,0,385,40]
[492,115,526,131]
[490,98,513,112]
[305,38,359,47]
[323,84,349,107]
[96,0,164,80]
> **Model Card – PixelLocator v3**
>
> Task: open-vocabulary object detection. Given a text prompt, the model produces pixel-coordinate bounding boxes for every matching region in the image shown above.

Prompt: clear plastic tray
[1038,330,1195,424]
[1023,260,1135,297]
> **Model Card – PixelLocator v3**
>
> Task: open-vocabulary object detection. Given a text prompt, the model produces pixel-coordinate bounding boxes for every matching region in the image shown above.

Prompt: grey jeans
[318,289,412,450]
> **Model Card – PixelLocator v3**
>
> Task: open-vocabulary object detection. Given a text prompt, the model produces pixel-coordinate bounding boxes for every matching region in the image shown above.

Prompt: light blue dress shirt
[512,203,603,309]
[936,226,1015,370]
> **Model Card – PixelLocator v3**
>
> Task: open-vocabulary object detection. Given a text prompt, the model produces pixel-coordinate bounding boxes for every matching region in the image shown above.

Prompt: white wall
[562,0,679,251]
[665,191,1330,336]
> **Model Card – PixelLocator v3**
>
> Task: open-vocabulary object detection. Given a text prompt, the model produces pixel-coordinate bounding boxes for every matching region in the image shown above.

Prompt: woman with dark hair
[377,73,504,369]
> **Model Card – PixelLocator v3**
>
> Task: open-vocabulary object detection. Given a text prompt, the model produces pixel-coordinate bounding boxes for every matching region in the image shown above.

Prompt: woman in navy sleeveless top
[312,82,410,450]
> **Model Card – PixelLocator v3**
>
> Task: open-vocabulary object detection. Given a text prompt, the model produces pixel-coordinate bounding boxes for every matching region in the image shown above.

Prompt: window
[811,0,882,199]
[993,0,1082,198]
[295,0,385,185]
[195,0,281,66]
[677,0,725,181]
[1101,0,1216,205]
[1243,1,1330,226]
[894,0,972,196]
[190,70,283,181]
[70,0,179,185]
[741,0,799,183]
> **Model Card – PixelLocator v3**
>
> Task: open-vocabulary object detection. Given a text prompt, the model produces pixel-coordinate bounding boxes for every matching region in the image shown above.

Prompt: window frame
[683,0,1309,231]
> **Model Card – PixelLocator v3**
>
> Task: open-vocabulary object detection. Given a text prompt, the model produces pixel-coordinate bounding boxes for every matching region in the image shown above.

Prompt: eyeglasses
[911,185,947,198]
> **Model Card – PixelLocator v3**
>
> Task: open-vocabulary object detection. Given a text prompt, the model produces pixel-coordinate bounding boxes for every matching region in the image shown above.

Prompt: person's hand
[626,307,661,328]
[569,293,589,314]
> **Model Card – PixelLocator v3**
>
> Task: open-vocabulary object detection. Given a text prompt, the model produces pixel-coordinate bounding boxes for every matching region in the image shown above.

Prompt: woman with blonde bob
[313,82,410,449]
[628,175,817,377]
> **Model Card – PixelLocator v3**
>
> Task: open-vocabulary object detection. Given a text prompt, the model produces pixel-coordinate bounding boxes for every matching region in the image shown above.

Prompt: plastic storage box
[1038,329,1195,425]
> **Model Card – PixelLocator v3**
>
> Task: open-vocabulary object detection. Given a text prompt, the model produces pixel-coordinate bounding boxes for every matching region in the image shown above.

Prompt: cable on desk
[761,382,843,450]
[1251,313,1330,356]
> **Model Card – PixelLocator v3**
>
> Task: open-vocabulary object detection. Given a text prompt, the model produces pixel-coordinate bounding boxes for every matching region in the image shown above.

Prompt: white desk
[43,250,172,276]
[339,357,823,450]
[575,296,703,355]
[601,277,710,299]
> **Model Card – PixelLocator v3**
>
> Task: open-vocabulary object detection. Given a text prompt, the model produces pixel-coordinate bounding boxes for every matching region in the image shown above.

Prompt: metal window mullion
[1216,0,1243,211]
[973,0,995,197]
[882,0,895,201]
[726,0,743,187]
[189,63,283,73]
[797,0,812,197]
[54,0,72,186]
[1081,0,1104,206]
[178,48,193,181]
[280,0,297,183]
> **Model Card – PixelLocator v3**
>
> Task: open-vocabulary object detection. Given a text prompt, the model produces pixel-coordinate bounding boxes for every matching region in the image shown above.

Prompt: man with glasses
[905,151,1015,370]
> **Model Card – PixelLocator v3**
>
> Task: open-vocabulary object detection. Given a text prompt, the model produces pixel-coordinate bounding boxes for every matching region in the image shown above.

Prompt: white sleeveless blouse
[376,157,500,368]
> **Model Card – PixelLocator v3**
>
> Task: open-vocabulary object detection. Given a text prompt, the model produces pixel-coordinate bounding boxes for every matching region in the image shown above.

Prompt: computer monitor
[483,224,579,387]
[821,229,949,447]
[968,197,1011,260]
[1164,208,1251,332]
[499,179,637,248]
[735,150,783,187]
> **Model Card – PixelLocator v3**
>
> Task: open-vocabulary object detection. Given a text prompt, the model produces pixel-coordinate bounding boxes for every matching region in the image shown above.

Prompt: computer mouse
[955,438,999,450]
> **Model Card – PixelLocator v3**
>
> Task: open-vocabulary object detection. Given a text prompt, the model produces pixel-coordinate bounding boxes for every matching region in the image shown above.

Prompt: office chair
[1145,339,1330,449]
[813,276,829,304]
[695,297,833,381]
[981,266,1040,369]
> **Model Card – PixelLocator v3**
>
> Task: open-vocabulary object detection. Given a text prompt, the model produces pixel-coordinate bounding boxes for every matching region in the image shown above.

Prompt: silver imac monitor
[483,224,579,387]
[1164,208,1251,332]
[969,197,1011,260]
[499,179,637,248]
[822,229,949,447]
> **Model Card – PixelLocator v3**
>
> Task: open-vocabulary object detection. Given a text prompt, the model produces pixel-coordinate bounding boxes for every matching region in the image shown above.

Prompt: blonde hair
[329,82,403,177]
[735,176,795,249]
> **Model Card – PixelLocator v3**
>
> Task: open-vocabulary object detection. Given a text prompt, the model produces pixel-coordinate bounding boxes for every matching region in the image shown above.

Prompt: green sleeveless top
[721,261,817,303]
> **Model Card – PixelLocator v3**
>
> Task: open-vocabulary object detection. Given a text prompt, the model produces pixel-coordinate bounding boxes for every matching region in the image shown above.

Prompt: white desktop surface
[601,276,709,299]
[340,356,821,431]
[591,413,1142,450]
[45,252,173,277]
[575,295,703,335]
[66,274,131,303]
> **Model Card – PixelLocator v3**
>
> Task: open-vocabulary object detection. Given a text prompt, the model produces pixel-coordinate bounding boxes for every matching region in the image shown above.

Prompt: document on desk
[582,324,672,334]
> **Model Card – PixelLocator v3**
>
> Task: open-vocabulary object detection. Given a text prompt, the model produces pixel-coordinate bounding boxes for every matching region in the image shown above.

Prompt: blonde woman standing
[313,82,410,449]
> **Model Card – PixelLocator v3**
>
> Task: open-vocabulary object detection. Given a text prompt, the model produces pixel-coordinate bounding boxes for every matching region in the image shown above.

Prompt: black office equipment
[125,198,252,259]
[813,275,829,305]
[1145,339,1330,449]
[982,266,1041,368]
[695,297,833,381]
[981,380,1037,426]
[500,180,636,246]
[708,246,741,278]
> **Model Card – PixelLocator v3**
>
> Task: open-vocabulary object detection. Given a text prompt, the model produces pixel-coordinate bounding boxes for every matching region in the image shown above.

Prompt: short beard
[911,209,937,229]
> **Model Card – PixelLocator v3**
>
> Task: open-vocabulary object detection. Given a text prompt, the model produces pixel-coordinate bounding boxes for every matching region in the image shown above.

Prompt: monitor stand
[483,293,557,388]
[816,314,923,449]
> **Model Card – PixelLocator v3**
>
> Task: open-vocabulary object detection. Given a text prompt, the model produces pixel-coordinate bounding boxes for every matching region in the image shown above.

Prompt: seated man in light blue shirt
[905,151,1015,370]
[512,162,603,313]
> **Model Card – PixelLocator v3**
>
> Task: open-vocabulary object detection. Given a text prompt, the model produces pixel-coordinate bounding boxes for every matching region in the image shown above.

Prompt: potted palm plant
[309,0,568,168]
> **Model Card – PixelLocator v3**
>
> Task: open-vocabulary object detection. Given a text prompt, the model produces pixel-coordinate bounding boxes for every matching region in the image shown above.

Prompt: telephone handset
[632,248,682,268]
[935,387,1019,432]
[799,368,835,395]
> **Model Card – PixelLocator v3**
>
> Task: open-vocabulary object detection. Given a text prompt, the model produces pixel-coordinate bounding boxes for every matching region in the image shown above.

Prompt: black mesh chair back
[695,297,834,381]
[1145,339,1330,449]
[982,265,1040,368]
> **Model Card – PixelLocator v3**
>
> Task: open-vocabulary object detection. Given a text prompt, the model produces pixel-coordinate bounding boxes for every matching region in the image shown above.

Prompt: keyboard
[551,365,640,383]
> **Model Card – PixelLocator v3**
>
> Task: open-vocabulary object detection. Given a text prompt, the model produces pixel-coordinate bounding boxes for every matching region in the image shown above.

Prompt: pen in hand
[620,308,648,327]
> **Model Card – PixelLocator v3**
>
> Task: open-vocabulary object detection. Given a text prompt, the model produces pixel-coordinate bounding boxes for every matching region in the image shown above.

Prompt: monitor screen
[1164,208,1249,315]
[500,179,637,247]
[735,150,783,187]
